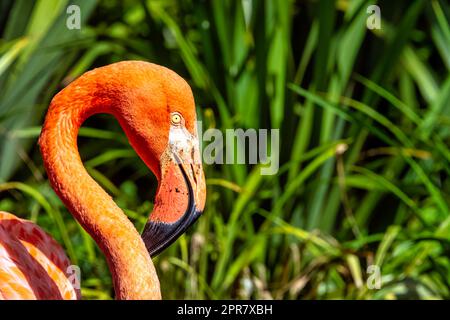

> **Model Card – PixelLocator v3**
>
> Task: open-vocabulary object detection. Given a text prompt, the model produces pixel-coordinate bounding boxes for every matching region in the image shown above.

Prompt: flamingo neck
[39,89,161,300]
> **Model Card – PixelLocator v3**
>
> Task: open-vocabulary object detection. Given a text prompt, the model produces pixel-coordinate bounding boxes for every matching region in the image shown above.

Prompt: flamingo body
[0,61,205,300]
[0,211,79,300]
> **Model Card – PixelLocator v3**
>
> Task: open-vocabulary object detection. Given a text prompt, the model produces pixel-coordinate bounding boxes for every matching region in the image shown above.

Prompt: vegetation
[1,0,449,299]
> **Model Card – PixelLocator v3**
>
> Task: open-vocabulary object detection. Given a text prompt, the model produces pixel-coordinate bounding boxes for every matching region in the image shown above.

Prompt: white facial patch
[168,125,201,166]
[164,124,203,201]
[169,125,193,153]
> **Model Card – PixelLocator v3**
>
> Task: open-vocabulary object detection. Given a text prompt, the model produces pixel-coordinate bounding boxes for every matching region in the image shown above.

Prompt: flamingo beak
[142,124,206,257]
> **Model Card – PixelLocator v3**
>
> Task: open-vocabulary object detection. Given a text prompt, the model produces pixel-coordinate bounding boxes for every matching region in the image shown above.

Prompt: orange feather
[0,61,205,300]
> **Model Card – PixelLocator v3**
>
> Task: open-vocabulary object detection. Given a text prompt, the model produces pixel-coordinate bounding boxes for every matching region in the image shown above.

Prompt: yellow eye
[171,112,182,125]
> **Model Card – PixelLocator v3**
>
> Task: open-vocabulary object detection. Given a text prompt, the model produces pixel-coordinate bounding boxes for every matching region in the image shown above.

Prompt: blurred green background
[0,0,449,299]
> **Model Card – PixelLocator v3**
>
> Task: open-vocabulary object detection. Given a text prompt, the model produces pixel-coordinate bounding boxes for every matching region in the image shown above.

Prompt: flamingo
[0,61,206,300]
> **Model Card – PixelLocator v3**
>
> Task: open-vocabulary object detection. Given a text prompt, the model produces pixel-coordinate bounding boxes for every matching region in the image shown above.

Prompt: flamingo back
[0,211,80,300]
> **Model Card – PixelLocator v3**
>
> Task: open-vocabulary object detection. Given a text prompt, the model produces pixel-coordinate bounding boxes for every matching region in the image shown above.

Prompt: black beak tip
[142,209,202,257]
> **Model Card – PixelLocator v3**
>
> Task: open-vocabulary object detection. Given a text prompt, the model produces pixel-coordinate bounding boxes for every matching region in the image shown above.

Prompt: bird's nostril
[190,163,197,185]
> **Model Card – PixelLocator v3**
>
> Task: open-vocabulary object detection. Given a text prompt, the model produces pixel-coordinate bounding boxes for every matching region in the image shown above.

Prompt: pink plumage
[0,211,80,300]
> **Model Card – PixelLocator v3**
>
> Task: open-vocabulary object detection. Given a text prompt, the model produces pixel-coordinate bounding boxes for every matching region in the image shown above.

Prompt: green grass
[0,0,449,299]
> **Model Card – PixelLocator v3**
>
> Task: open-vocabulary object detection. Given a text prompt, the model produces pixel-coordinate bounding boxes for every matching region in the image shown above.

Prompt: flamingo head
[111,62,206,257]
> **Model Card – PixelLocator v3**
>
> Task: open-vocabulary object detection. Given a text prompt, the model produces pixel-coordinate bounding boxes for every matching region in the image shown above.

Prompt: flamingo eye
[171,112,183,125]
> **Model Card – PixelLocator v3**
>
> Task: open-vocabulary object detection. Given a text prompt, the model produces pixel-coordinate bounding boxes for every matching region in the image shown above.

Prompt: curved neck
[39,88,161,300]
